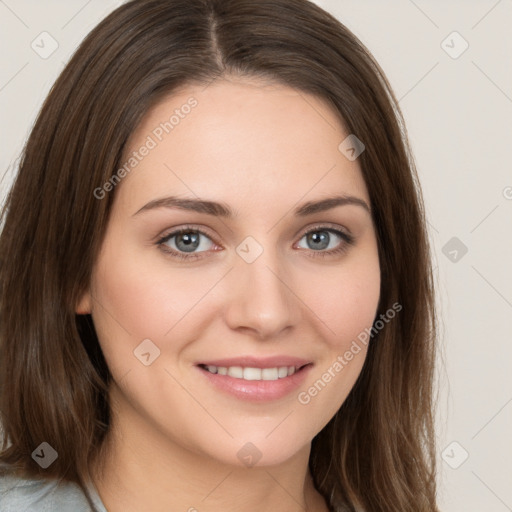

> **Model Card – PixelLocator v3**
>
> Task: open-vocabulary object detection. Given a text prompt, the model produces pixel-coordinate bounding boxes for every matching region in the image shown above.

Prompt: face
[79,77,381,467]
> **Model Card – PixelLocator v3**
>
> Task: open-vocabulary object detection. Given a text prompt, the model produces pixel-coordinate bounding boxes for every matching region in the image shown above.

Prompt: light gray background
[1,1,511,510]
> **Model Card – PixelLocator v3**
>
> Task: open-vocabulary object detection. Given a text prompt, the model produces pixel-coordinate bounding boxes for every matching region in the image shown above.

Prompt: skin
[78,76,381,512]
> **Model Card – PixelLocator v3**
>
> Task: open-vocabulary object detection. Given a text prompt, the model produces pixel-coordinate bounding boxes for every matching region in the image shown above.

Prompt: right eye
[157,227,219,260]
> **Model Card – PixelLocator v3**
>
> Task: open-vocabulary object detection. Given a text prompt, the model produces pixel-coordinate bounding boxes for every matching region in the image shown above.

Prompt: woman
[0,0,439,510]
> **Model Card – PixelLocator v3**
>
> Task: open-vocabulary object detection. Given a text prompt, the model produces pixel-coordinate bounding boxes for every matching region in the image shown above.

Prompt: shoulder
[0,471,106,512]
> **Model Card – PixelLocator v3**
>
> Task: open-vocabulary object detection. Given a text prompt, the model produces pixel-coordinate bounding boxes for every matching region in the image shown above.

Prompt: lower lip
[196,365,313,402]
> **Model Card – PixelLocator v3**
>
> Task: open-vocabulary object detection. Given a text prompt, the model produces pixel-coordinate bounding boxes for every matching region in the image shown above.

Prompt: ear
[75,290,92,315]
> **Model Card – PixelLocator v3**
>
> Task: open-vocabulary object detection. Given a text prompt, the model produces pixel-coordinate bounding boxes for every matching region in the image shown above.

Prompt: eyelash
[156,224,355,261]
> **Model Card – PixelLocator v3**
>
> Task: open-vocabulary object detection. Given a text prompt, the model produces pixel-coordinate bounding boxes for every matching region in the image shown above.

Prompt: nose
[223,246,302,340]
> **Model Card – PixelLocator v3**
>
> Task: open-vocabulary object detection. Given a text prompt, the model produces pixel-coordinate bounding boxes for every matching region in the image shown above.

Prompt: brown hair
[0,0,439,510]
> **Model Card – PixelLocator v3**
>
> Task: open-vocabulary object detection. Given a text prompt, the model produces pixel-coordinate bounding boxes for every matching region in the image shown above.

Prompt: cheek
[305,252,381,348]
[91,244,207,341]
[291,251,380,421]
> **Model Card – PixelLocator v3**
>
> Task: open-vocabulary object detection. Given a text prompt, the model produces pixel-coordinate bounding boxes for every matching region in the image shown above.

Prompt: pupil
[177,232,199,252]
[309,231,329,250]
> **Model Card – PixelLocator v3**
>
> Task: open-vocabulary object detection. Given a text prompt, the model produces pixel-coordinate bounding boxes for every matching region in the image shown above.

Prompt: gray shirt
[0,473,107,512]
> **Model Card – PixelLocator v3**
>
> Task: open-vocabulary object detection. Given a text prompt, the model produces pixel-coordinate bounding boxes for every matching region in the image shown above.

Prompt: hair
[0,0,439,510]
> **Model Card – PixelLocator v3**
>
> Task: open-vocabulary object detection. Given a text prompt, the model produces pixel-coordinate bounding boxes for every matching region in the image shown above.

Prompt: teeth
[244,367,262,380]
[227,366,243,378]
[278,367,288,378]
[261,368,278,380]
[203,365,299,380]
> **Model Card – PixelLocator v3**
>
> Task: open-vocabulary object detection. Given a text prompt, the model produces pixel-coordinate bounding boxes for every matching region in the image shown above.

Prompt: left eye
[296,228,347,251]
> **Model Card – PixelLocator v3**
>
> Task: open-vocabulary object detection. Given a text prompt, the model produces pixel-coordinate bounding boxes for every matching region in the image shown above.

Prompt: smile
[195,358,313,401]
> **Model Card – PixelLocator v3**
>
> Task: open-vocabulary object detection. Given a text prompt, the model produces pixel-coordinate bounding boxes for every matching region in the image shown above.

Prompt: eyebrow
[132,194,371,218]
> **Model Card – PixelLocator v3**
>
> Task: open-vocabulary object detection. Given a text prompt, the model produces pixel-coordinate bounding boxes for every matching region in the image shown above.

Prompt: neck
[90,385,328,512]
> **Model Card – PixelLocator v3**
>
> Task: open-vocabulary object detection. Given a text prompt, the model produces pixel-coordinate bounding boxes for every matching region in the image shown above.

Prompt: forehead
[115,77,370,215]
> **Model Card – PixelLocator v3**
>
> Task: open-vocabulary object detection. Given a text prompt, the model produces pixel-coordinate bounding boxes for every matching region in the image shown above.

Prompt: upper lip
[197,356,312,369]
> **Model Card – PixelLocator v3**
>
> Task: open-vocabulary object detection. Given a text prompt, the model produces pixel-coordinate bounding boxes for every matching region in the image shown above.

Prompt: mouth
[195,357,313,401]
